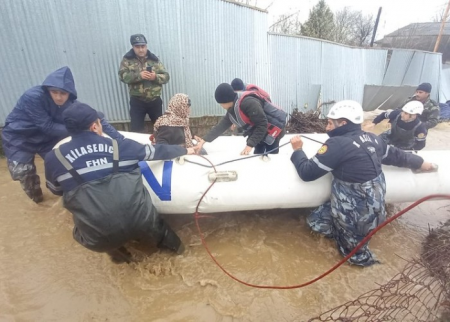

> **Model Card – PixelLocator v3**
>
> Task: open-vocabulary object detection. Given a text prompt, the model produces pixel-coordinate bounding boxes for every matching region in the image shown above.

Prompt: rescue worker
[44,102,197,263]
[290,100,435,267]
[403,83,439,129]
[1,66,123,203]
[368,101,427,150]
[231,78,272,102]
[118,33,170,132]
[196,83,287,155]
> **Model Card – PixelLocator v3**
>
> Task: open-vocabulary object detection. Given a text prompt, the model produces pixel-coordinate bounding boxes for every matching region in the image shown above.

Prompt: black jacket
[204,96,267,147]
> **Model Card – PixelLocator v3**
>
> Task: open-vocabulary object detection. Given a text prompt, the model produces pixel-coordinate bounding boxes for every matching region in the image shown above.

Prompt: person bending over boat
[1,66,123,204]
[290,100,435,267]
[44,102,197,263]
[196,83,287,155]
[366,101,427,151]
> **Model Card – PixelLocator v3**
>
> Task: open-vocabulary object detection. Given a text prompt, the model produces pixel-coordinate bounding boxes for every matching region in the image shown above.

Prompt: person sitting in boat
[151,93,206,154]
[289,100,435,267]
[1,66,123,204]
[231,78,272,102]
[44,102,198,263]
[367,101,427,151]
[196,83,287,155]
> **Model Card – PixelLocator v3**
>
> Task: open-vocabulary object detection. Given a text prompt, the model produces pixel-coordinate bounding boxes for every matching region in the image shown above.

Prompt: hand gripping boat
[117,132,448,215]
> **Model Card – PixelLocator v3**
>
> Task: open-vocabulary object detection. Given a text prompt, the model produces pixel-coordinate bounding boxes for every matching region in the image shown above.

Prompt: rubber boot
[107,246,133,264]
[158,226,185,255]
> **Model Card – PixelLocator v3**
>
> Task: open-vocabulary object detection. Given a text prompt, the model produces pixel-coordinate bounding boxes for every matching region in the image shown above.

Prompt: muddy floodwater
[1,122,449,321]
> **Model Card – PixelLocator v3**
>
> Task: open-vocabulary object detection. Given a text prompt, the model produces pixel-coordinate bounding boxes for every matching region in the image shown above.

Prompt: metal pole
[434,0,450,52]
[370,7,382,47]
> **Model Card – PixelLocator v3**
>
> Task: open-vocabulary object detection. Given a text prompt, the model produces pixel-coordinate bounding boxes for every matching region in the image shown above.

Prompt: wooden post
[370,7,382,47]
[434,0,450,52]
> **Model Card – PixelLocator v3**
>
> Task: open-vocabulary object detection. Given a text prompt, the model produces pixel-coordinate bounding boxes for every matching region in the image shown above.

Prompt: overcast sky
[252,0,449,39]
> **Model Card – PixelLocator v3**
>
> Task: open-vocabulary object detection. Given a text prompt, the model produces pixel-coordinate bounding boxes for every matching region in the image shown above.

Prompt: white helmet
[327,100,364,124]
[402,101,424,115]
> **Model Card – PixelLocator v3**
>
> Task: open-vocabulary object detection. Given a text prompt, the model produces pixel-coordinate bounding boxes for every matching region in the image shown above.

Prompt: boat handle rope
[193,153,450,289]
[183,134,324,168]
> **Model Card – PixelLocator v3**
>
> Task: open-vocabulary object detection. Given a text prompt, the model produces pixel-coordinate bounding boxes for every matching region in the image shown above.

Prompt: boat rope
[193,154,450,289]
[184,134,324,168]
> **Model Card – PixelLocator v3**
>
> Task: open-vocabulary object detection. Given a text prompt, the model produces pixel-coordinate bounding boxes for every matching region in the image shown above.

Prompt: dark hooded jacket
[2,66,123,162]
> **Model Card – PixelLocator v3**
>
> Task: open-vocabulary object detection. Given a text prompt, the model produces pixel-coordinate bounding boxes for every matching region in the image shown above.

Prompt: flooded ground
[0,122,449,322]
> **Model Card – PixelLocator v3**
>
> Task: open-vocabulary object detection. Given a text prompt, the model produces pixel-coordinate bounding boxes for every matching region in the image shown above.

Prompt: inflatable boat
[115,132,450,215]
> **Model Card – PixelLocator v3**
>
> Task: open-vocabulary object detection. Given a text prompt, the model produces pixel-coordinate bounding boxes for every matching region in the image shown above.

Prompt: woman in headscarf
[152,93,194,148]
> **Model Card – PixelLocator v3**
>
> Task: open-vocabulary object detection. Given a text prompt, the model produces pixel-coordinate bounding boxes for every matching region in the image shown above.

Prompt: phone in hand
[146,66,152,72]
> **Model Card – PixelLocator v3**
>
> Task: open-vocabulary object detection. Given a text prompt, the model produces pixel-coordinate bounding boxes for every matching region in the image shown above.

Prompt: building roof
[383,22,450,38]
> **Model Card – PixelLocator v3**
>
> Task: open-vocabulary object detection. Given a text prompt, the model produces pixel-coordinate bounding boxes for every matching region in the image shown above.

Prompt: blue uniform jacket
[45,132,187,194]
[291,123,424,183]
[2,67,123,162]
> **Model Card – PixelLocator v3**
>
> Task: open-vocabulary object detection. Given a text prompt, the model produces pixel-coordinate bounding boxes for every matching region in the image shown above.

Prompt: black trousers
[129,96,163,132]
[254,138,281,154]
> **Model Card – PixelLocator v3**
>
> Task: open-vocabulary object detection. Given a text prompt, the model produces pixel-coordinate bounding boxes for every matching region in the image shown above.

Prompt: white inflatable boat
[118,132,450,215]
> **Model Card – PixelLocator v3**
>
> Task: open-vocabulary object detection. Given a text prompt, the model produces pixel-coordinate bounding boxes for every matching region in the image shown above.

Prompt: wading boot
[158,227,185,255]
[107,246,133,264]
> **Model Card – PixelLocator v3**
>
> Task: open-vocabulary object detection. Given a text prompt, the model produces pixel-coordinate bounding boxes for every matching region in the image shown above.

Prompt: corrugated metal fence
[0,0,444,126]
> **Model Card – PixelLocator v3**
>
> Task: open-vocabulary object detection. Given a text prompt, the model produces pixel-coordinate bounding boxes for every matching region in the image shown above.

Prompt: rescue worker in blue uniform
[44,102,197,263]
[367,101,427,150]
[196,83,286,155]
[290,100,436,267]
[2,66,123,203]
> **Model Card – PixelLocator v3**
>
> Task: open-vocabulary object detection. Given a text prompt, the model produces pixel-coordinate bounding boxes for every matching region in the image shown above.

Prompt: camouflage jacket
[404,97,440,129]
[118,49,170,101]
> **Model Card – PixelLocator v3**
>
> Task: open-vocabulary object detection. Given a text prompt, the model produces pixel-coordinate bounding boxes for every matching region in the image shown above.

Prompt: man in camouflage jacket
[118,34,170,132]
[403,83,440,129]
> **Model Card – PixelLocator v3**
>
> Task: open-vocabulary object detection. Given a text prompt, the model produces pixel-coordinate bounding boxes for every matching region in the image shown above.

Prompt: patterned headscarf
[154,93,193,147]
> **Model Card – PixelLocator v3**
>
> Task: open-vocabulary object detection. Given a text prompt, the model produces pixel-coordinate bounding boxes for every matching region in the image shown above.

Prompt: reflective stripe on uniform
[144,144,155,160]
[312,156,333,172]
[56,160,139,182]
[46,180,62,191]
[382,145,390,159]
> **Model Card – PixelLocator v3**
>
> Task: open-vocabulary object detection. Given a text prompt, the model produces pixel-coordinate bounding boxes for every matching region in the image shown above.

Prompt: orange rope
[192,155,450,289]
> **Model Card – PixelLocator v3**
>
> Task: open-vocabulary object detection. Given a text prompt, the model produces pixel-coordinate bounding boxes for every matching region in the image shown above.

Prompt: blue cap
[63,102,103,133]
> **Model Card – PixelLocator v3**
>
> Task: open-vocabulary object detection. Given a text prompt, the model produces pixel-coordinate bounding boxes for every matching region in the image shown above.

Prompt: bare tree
[333,8,374,46]
[352,12,374,46]
[270,12,302,35]
[432,3,450,22]
[334,7,358,44]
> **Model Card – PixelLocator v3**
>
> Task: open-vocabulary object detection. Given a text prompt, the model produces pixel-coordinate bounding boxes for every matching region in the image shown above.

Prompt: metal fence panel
[383,49,441,100]
[440,64,450,103]
[0,0,443,126]
[0,0,269,126]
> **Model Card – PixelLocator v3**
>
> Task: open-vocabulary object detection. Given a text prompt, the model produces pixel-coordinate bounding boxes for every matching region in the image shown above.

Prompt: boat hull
[120,132,450,214]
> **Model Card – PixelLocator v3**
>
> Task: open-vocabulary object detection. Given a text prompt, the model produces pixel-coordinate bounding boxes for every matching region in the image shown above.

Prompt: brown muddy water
[1,122,449,322]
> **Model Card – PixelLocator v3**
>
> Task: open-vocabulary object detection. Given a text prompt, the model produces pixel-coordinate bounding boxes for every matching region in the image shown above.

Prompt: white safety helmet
[402,101,424,115]
[326,100,364,124]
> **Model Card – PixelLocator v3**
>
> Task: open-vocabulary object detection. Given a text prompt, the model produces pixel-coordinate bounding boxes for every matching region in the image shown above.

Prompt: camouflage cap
[130,34,147,46]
